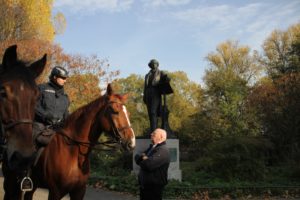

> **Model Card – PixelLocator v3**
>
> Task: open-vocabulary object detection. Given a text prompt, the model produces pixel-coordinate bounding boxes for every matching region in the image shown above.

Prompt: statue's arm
[161,71,170,83]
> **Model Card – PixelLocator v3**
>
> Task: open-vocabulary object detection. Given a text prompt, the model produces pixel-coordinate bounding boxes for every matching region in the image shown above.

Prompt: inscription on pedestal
[169,148,177,162]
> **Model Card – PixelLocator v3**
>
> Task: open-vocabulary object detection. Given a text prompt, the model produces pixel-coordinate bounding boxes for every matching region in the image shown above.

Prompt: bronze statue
[143,59,172,135]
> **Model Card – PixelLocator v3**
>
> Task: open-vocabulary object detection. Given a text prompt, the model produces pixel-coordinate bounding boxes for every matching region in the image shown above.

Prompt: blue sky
[54,0,300,85]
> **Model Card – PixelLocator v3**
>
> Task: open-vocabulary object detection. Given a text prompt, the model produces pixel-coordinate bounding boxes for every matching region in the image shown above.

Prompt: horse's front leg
[3,176,23,200]
[48,191,60,200]
[23,188,37,200]
[3,190,22,200]
[48,189,69,200]
[69,186,86,200]
[3,191,23,200]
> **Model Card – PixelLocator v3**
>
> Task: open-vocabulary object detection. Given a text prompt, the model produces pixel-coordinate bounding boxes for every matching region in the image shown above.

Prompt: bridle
[0,83,34,145]
[0,83,36,194]
[104,101,132,145]
[57,100,133,150]
[0,117,34,145]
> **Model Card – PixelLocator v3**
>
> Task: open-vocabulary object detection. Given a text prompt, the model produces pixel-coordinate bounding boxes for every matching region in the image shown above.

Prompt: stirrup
[20,176,33,192]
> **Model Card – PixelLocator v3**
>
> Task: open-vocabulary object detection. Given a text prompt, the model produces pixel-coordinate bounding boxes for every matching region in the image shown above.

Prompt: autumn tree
[0,0,66,76]
[0,0,59,42]
[64,54,119,112]
[0,40,58,79]
[0,40,119,112]
[250,23,300,162]
[0,0,117,111]
[262,23,300,78]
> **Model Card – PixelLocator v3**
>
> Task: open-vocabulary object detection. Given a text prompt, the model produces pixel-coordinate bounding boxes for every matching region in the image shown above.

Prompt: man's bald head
[151,128,167,144]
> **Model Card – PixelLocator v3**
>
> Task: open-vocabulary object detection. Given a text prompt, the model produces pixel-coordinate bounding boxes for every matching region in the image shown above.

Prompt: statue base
[132,138,182,181]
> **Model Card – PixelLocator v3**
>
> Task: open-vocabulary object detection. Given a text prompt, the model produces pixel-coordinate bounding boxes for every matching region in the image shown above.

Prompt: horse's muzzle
[122,138,135,151]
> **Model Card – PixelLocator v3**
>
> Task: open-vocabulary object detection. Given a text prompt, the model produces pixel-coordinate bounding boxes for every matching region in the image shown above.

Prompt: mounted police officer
[143,59,170,133]
[0,117,5,161]
[35,66,70,128]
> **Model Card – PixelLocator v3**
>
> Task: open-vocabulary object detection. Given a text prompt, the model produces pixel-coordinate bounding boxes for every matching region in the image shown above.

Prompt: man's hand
[44,112,55,124]
[142,153,148,160]
[44,112,53,121]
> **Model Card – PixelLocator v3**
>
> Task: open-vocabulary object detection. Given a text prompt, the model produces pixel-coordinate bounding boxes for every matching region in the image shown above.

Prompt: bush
[88,138,300,198]
[196,136,273,181]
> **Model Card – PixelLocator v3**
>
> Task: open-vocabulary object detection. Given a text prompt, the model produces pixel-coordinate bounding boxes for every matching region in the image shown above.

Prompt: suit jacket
[135,141,170,186]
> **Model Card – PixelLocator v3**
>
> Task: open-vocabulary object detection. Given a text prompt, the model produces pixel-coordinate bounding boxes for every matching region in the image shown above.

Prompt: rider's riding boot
[0,147,3,162]
[0,136,5,162]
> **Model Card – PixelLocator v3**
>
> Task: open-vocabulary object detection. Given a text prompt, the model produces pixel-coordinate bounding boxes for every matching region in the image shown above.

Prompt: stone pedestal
[132,138,182,181]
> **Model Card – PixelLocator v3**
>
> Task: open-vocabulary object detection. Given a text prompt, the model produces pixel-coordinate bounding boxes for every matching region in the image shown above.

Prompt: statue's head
[148,59,159,70]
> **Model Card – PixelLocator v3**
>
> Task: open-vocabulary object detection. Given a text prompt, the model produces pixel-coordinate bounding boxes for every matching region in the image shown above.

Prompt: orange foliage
[248,73,300,159]
[0,39,119,111]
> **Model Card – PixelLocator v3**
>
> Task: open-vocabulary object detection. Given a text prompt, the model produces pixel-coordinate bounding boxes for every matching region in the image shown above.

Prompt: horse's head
[100,84,135,151]
[0,45,46,170]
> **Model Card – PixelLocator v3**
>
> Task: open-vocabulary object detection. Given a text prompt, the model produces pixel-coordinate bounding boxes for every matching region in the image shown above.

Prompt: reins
[3,119,33,130]
[56,130,120,152]
[53,100,132,152]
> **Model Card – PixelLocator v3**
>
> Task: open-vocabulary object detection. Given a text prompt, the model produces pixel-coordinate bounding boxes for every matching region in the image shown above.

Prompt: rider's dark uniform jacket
[35,81,69,125]
[135,141,170,186]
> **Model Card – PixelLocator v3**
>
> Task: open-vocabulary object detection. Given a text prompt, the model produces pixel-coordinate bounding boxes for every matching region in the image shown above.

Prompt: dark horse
[23,84,135,200]
[0,45,46,199]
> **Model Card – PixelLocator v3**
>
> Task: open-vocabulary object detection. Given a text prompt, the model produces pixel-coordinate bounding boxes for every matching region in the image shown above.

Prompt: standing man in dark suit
[135,128,170,200]
[143,59,170,133]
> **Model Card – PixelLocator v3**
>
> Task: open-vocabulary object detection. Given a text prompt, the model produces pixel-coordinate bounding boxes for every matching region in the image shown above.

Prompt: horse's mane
[65,93,125,124]
[64,94,106,126]
[0,60,36,87]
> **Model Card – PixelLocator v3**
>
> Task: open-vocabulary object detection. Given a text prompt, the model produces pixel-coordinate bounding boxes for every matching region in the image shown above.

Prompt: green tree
[203,40,262,138]
[167,71,203,132]
[113,74,148,136]
[113,72,203,136]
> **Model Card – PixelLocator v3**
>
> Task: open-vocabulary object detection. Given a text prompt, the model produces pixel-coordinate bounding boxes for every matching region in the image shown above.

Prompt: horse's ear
[2,45,17,69]
[29,54,47,78]
[122,93,129,102]
[106,83,114,96]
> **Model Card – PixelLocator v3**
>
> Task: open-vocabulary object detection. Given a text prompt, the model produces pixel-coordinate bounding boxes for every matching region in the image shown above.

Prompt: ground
[0,176,137,200]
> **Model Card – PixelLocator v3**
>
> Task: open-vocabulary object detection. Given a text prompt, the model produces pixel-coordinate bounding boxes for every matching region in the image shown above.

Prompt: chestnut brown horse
[0,45,46,199]
[24,84,135,200]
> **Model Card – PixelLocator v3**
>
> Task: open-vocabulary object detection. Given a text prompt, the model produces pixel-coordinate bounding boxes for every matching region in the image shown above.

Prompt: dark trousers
[140,185,164,200]
[145,87,162,133]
